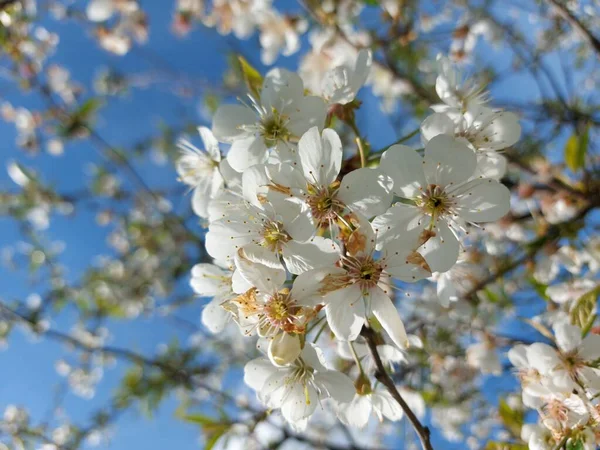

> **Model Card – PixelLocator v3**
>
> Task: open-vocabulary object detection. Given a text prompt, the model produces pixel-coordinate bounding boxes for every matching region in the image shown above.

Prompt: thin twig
[360,326,434,450]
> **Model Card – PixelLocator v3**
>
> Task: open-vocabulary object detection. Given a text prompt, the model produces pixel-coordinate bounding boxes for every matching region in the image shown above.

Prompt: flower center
[262,290,304,334]
[344,255,383,291]
[306,182,344,226]
[417,184,453,217]
[260,112,289,147]
[287,362,316,404]
[261,220,291,251]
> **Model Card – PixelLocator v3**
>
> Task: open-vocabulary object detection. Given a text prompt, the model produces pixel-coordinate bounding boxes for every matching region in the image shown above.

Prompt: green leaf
[527,277,550,301]
[570,286,599,336]
[182,414,218,426]
[564,126,588,172]
[237,55,263,98]
[567,439,585,450]
[498,399,524,438]
[183,414,231,450]
[485,442,528,450]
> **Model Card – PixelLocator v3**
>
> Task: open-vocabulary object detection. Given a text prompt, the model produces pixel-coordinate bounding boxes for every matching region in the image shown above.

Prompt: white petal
[507,345,529,369]
[288,96,327,137]
[424,134,476,187]
[380,145,426,198]
[201,297,231,333]
[244,357,277,391]
[371,288,409,349]
[473,153,507,179]
[372,390,404,421]
[290,267,344,306]
[190,264,228,296]
[317,370,355,403]
[198,126,221,161]
[372,204,425,250]
[526,343,560,374]
[325,286,364,341]
[261,68,304,111]
[420,112,456,143]
[553,321,582,354]
[580,334,600,361]
[191,175,221,219]
[418,220,460,273]
[235,245,286,293]
[242,164,270,208]
[455,178,510,223]
[384,242,431,283]
[280,382,318,423]
[226,136,268,173]
[349,49,372,98]
[436,272,457,307]
[339,394,372,428]
[231,269,252,294]
[282,237,340,275]
[297,127,342,187]
[212,104,256,142]
[338,168,393,218]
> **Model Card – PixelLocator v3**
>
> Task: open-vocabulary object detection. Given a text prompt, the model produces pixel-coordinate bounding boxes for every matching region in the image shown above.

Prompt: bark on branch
[360,326,434,450]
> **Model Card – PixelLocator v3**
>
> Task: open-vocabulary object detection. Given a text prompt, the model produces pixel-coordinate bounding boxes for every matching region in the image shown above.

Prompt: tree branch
[545,0,600,58]
[360,326,434,450]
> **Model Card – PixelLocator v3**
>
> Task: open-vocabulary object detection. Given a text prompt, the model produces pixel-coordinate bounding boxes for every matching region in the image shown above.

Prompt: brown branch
[360,326,434,450]
[545,0,600,58]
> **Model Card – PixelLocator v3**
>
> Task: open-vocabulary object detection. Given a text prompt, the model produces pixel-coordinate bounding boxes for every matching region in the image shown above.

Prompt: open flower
[212,69,326,172]
[190,262,235,334]
[227,247,320,365]
[244,344,354,430]
[245,126,392,239]
[421,106,521,179]
[373,134,510,272]
[321,49,372,106]
[176,126,224,218]
[295,214,430,348]
[205,198,339,274]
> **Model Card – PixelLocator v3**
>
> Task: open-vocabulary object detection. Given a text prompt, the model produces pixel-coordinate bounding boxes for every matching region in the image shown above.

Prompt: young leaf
[498,399,524,438]
[564,126,588,172]
[570,287,599,336]
[237,55,263,98]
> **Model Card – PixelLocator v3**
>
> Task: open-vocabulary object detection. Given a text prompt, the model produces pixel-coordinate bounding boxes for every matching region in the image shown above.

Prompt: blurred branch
[545,0,600,58]
[463,200,599,303]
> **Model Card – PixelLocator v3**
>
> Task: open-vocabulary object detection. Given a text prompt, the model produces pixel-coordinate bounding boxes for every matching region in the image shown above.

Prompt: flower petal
[380,144,426,198]
[324,286,364,341]
[212,104,256,142]
[418,219,460,273]
[226,136,268,173]
[338,168,393,218]
[454,178,510,223]
[370,288,409,349]
[297,127,342,187]
[424,134,476,187]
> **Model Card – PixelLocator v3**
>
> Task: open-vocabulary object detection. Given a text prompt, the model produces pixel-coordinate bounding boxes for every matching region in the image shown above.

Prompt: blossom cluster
[510,320,600,450]
[177,52,517,430]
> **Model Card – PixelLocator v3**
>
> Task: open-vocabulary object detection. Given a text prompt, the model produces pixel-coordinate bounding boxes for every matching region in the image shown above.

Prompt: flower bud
[268,333,302,367]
